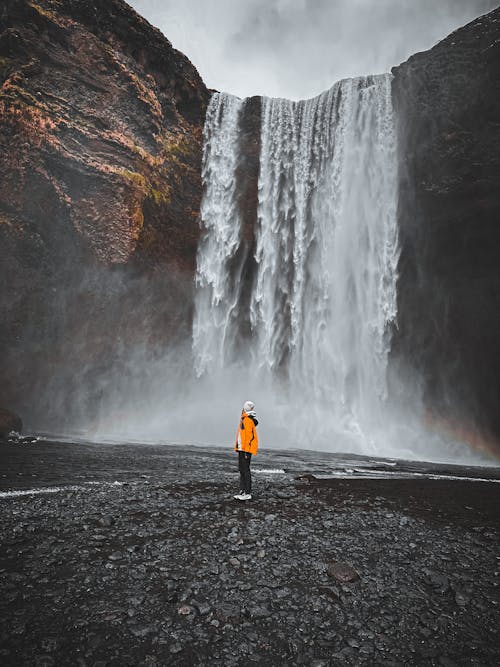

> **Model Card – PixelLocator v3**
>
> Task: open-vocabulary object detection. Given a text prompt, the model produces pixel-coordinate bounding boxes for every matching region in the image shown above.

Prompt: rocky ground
[0,441,499,666]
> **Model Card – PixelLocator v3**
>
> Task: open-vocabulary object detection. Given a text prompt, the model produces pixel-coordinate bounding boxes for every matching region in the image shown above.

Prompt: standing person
[234,400,259,501]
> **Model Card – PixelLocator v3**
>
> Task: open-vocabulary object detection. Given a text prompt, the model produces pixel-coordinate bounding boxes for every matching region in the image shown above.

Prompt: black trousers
[238,451,252,494]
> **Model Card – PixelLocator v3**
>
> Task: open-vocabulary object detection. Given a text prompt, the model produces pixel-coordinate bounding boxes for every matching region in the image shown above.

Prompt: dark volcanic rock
[0,441,499,666]
[0,0,210,429]
[327,561,360,583]
[392,8,500,454]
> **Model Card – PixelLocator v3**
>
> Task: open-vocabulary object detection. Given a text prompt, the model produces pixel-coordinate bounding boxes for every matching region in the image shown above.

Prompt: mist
[79,338,487,467]
[128,0,498,99]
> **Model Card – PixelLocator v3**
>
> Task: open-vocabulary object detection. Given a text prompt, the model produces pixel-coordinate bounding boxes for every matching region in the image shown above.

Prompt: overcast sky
[128,0,498,100]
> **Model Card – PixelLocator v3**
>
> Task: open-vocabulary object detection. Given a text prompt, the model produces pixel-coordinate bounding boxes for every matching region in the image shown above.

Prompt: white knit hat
[243,400,255,412]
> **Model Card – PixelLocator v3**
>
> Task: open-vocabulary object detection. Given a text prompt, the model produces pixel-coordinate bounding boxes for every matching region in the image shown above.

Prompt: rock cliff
[392,8,500,452]
[0,0,209,429]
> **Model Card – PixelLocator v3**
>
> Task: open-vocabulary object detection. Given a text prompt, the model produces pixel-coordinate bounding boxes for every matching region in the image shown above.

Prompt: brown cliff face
[392,8,500,453]
[0,0,209,430]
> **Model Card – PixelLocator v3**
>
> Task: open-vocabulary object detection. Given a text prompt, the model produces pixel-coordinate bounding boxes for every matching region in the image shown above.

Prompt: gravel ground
[0,442,499,666]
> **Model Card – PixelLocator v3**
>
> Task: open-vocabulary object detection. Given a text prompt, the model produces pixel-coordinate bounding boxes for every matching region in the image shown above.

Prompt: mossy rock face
[0,0,210,429]
[0,0,210,268]
[0,407,22,438]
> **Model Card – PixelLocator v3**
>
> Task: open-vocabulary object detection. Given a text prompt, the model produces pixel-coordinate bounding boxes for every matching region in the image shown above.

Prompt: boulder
[327,561,360,583]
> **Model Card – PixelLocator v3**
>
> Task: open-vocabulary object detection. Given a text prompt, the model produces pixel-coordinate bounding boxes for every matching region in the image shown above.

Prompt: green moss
[28,2,60,23]
[118,169,147,189]
[160,132,192,163]
[116,168,171,206]
[148,185,171,205]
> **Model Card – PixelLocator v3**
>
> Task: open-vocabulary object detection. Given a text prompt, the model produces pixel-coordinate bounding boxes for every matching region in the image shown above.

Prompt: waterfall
[194,75,400,451]
[193,93,244,374]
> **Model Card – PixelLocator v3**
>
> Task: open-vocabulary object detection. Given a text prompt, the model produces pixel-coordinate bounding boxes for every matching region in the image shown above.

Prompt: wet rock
[128,595,145,607]
[248,605,270,619]
[192,600,211,615]
[425,571,450,593]
[327,561,360,583]
[129,624,157,638]
[177,605,195,616]
[169,643,183,654]
[98,517,114,528]
[454,590,469,607]
[214,604,241,624]
[108,552,123,561]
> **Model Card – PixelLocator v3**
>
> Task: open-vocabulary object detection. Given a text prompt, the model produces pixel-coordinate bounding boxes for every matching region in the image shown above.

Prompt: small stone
[214,603,241,624]
[130,624,155,638]
[108,551,123,561]
[426,572,449,592]
[98,516,114,527]
[229,557,240,566]
[12,621,26,635]
[177,605,195,616]
[170,643,182,654]
[199,603,212,615]
[257,550,266,558]
[249,605,270,619]
[327,561,360,583]
[129,595,145,606]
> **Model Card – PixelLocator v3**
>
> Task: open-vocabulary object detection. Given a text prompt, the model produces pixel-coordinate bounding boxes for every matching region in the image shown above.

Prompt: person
[234,400,259,501]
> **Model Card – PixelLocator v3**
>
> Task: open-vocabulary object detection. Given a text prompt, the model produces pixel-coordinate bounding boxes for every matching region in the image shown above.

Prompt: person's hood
[243,409,259,426]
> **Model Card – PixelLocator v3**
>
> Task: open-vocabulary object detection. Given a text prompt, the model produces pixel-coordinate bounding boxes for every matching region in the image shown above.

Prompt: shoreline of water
[2,439,499,496]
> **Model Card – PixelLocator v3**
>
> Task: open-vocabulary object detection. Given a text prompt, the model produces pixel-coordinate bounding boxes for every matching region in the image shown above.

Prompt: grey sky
[128,0,498,99]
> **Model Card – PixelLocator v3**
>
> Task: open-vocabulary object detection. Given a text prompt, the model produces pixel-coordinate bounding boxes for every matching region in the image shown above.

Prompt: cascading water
[192,93,244,373]
[194,76,401,452]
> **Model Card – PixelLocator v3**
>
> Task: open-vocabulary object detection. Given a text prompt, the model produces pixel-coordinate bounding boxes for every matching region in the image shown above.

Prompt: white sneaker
[234,491,244,500]
[238,493,252,501]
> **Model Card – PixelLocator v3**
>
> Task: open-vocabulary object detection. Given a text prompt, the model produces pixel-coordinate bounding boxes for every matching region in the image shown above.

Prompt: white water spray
[193,93,244,374]
[254,75,400,446]
[194,76,401,452]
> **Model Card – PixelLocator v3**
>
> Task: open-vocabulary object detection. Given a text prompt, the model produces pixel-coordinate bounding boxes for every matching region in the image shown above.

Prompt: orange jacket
[235,411,259,455]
